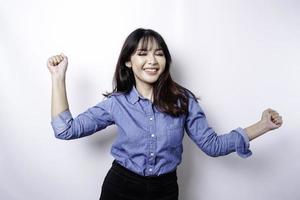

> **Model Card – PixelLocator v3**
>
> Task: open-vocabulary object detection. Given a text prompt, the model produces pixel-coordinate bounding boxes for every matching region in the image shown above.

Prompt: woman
[48,28,283,200]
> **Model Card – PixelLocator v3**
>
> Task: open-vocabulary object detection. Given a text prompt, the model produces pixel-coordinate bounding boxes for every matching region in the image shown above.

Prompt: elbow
[54,133,67,140]
[52,122,78,140]
[200,145,219,157]
[203,150,221,157]
[54,129,76,140]
[208,153,220,158]
[199,134,230,157]
[201,143,226,157]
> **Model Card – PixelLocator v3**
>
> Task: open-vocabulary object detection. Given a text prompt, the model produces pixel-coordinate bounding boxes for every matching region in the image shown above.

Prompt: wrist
[51,74,66,82]
[244,121,269,141]
[257,120,271,134]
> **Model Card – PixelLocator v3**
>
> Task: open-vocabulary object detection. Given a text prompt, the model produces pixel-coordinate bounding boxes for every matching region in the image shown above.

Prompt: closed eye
[136,50,164,56]
[155,53,164,56]
[137,49,147,56]
[155,50,164,56]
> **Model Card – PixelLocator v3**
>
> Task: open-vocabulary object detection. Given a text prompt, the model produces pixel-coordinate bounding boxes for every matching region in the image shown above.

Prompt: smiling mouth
[143,68,159,72]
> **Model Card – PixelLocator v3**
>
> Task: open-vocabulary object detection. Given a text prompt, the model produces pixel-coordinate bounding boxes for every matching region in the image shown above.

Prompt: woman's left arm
[243,108,283,141]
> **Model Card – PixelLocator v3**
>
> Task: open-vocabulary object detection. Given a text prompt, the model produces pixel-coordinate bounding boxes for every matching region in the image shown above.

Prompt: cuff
[235,127,252,158]
[50,110,73,136]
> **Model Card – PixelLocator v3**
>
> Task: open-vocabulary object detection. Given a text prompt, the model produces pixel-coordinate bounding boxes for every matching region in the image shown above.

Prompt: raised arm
[47,53,69,120]
[47,53,115,140]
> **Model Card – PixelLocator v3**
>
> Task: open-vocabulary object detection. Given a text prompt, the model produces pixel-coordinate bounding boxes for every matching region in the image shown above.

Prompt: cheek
[158,58,166,68]
[132,57,146,67]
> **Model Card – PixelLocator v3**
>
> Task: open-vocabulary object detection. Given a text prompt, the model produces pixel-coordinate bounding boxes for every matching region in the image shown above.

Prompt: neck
[135,83,154,102]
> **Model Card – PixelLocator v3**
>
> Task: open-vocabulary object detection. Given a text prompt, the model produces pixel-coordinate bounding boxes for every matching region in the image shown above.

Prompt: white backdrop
[1,0,299,199]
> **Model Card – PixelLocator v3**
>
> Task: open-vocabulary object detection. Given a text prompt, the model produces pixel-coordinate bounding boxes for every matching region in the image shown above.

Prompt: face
[125,37,166,88]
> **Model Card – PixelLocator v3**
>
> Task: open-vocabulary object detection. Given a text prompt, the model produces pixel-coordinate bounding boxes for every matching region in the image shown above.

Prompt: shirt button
[150,152,154,156]
[151,134,155,138]
[150,117,153,120]
[149,168,153,172]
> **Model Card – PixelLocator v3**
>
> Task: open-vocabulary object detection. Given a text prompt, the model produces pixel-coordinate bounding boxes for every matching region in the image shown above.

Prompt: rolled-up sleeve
[184,95,252,158]
[234,127,252,158]
[50,96,115,140]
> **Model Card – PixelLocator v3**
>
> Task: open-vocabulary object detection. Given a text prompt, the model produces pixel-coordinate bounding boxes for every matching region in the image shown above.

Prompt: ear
[125,61,132,68]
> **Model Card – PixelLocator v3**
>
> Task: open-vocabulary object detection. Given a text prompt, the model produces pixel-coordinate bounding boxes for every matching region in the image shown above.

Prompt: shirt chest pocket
[166,125,184,148]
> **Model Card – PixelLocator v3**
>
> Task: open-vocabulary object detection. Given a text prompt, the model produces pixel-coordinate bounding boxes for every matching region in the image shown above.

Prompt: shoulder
[181,89,206,115]
[94,93,121,114]
[99,91,129,107]
[103,91,126,100]
[181,88,199,104]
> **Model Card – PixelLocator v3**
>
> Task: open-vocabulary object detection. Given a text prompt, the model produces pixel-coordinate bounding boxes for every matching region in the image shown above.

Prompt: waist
[111,160,177,182]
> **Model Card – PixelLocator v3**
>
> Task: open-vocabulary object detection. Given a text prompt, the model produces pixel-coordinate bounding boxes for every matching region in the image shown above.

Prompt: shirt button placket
[146,103,156,175]
[148,130,156,174]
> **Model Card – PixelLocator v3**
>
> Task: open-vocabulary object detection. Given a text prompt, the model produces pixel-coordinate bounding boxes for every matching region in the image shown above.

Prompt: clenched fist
[47,53,68,78]
[260,108,283,132]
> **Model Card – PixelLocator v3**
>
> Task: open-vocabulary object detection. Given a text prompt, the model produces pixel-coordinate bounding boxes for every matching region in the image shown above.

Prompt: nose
[147,53,158,65]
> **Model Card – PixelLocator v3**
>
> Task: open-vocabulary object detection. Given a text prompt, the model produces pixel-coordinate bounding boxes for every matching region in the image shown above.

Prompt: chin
[146,78,159,84]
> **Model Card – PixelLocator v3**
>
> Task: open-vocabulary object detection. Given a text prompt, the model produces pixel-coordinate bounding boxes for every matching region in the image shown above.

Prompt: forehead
[136,36,162,50]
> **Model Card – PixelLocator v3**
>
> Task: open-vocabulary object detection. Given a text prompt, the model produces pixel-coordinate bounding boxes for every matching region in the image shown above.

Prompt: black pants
[99,160,179,200]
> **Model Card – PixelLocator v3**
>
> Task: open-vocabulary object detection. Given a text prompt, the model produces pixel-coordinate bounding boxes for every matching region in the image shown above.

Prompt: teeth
[144,68,158,72]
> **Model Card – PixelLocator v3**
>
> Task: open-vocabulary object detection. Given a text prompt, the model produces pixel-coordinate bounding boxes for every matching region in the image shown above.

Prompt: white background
[1,0,299,199]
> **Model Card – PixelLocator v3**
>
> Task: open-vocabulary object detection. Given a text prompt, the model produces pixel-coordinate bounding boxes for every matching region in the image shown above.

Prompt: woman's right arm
[47,54,115,140]
[47,53,69,120]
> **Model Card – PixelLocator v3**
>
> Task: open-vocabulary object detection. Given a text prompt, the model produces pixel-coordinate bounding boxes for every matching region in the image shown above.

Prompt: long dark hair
[104,28,198,117]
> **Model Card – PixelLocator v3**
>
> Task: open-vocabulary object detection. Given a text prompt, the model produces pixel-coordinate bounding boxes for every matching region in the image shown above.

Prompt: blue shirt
[51,86,252,176]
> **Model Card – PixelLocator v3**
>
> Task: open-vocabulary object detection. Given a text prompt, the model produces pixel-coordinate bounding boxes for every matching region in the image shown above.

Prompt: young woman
[48,28,283,200]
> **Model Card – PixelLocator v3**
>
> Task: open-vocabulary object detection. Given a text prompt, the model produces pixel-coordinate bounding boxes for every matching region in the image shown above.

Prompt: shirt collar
[127,86,146,104]
[127,86,160,113]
